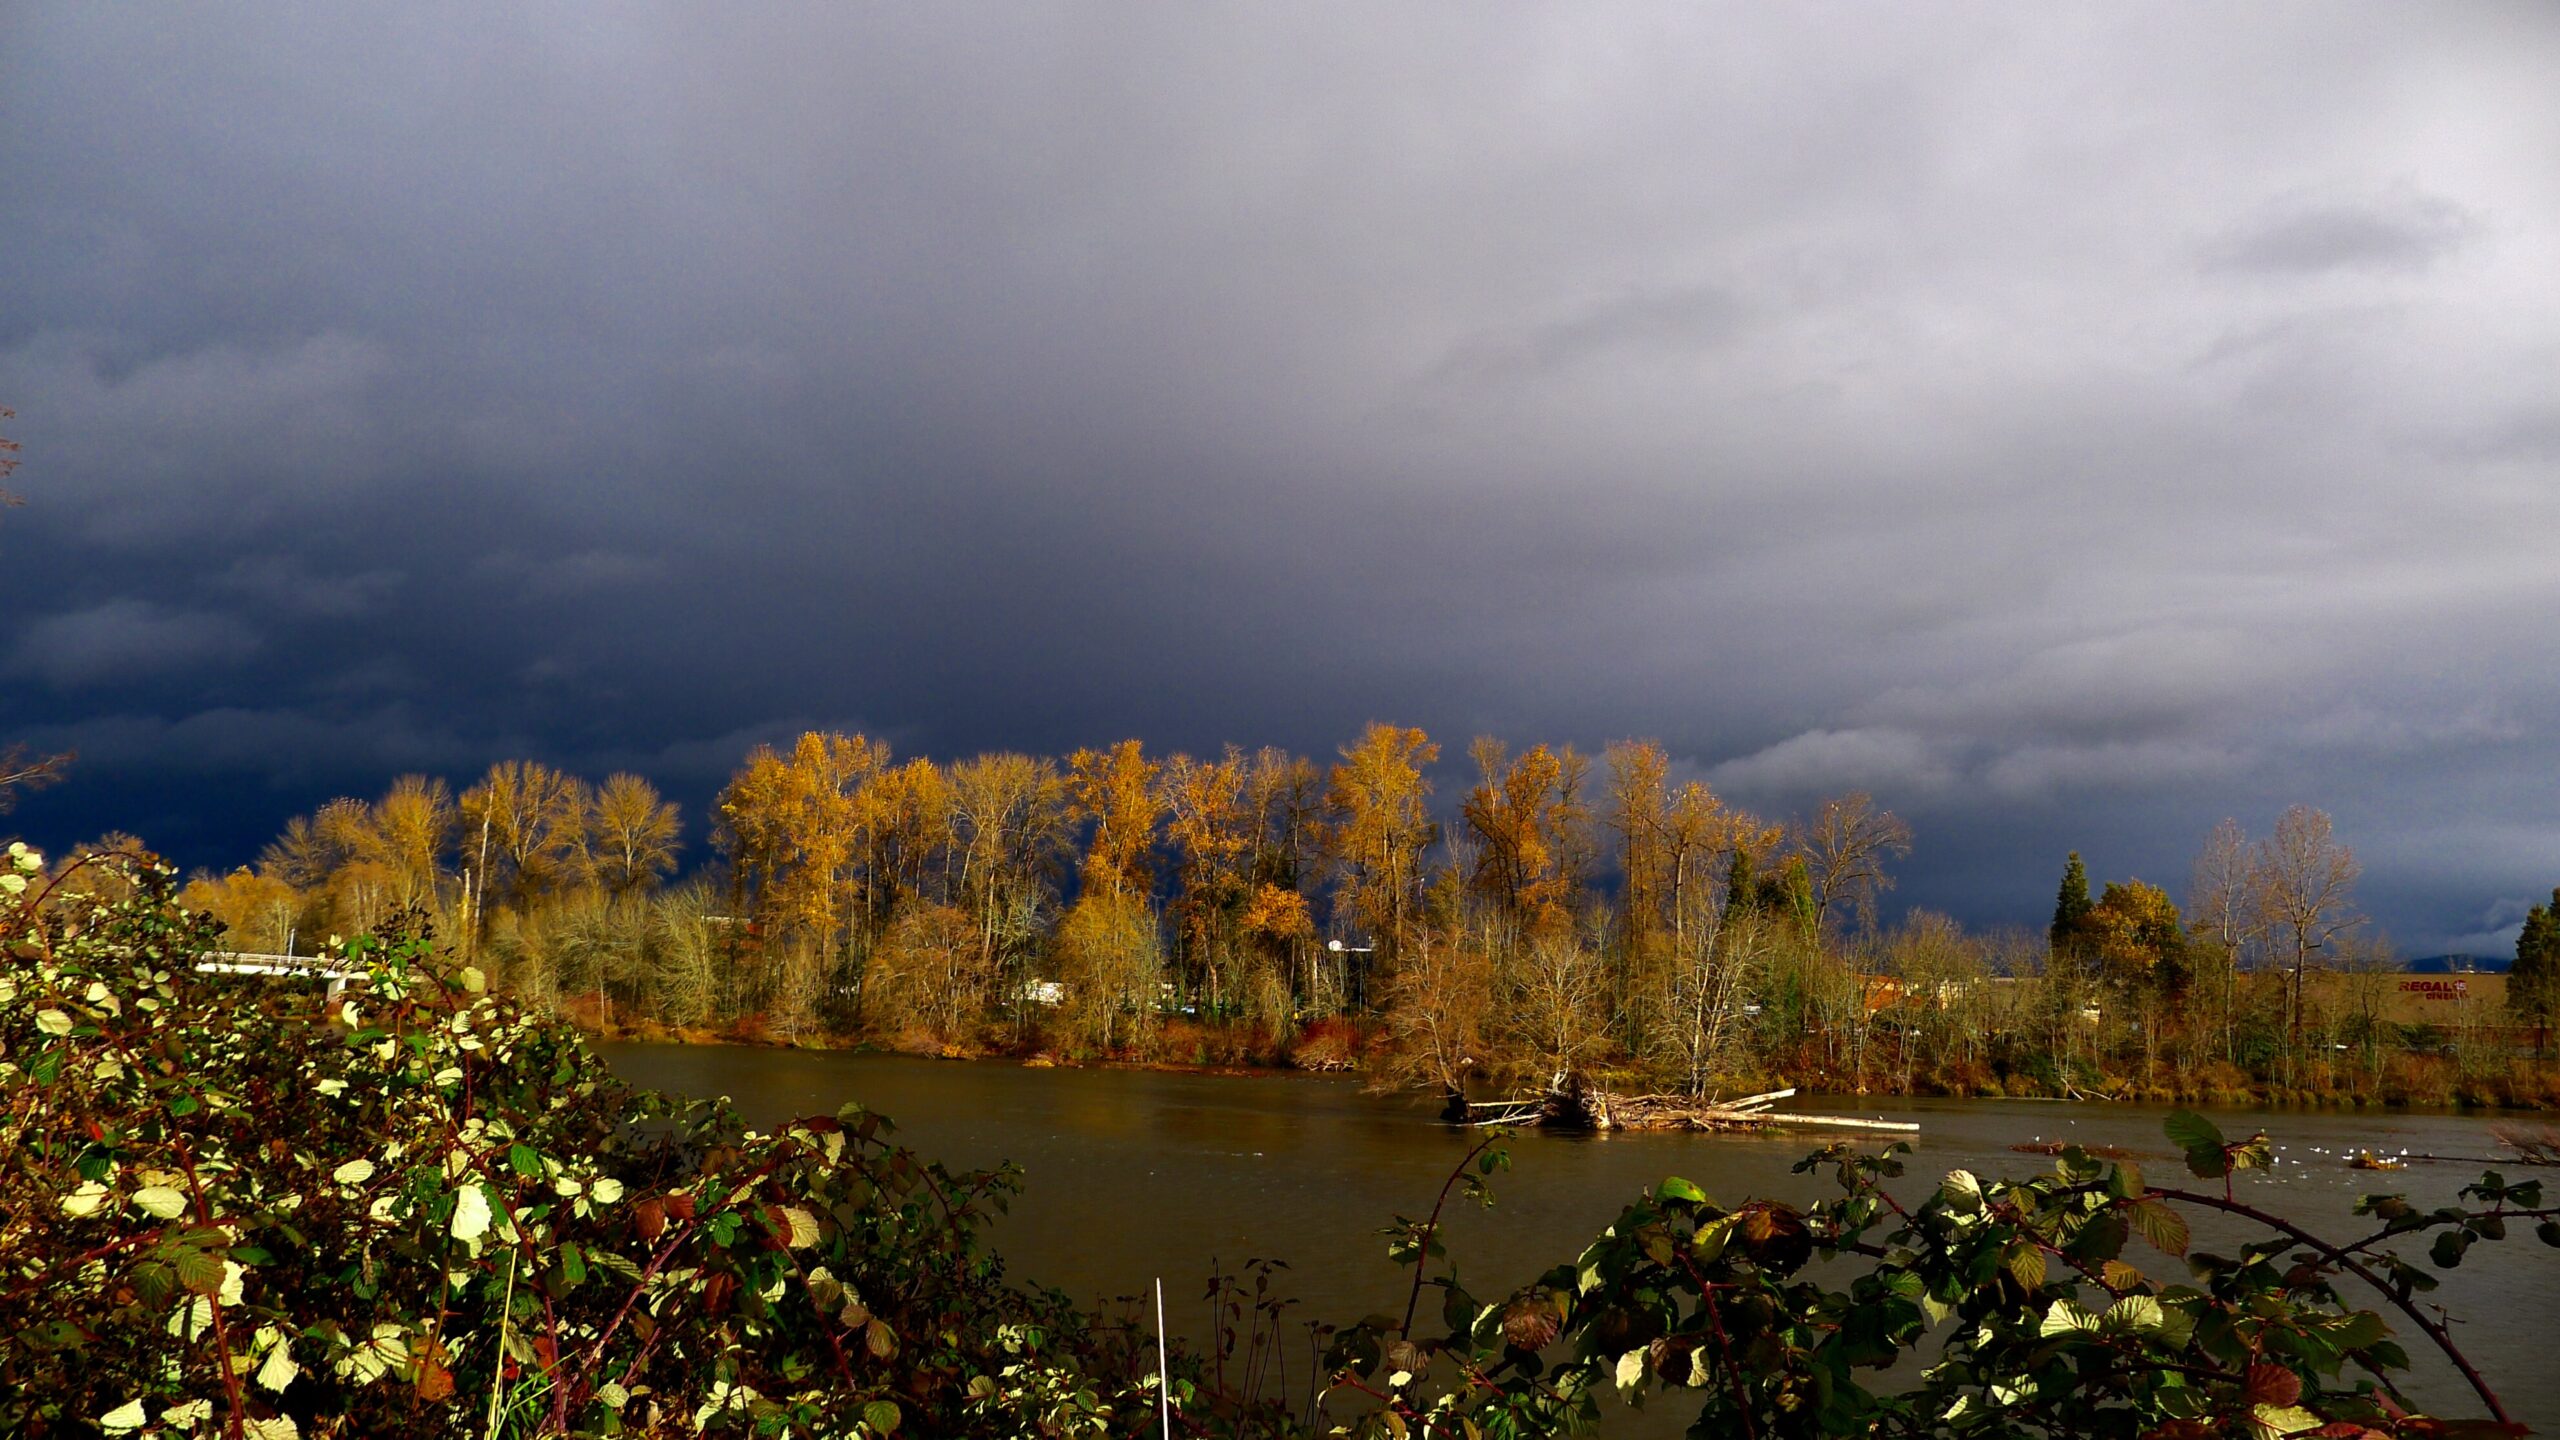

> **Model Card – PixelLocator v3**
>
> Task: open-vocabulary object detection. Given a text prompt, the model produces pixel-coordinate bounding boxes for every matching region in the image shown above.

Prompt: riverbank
[554,990,2560,1114]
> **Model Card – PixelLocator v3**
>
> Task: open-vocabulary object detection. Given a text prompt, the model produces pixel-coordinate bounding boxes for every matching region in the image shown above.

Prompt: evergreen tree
[2050,852,2094,957]
[2514,888,2560,1052]
[1720,849,1754,933]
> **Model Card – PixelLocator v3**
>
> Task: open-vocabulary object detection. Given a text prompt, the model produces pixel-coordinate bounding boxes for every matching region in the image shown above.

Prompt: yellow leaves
[1240,883,1313,941]
[779,1206,820,1248]
[1068,740,1162,900]
[2086,879,2185,974]
[1327,723,1439,947]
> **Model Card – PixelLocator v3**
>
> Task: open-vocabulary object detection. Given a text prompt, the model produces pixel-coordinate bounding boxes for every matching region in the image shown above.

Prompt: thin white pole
[1155,1276,1172,1440]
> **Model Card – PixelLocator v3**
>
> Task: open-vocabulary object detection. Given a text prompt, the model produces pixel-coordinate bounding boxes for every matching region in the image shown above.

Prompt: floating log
[1752,1112,1921,1134]
[1461,1079,1916,1135]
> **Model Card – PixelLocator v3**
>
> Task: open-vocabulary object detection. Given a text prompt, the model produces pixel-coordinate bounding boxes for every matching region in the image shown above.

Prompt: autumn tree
[947,753,1071,1024]
[1605,741,1674,958]
[1067,740,1162,903]
[1325,723,1440,971]
[861,758,951,919]
[373,774,455,913]
[1053,885,1162,1054]
[1375,932,1493,1110]
[178,868,303,955]
[1459,739,1590,950]
[713,733,889,1026]
[460,761,592,913]
[1162,747,1263,1017]
[2085,879,2191,1074]
[588,773,682,896]
[861,900,993,1046]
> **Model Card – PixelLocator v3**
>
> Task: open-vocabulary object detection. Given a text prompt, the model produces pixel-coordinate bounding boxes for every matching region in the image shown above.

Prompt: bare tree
[0,409,73,814]
[0,744,72,815]
[2253,805,2362,1077]
[1800,792,1913,939]
[1,404,21,508]
[1376,932,1493,1111]
[2187,818,2262,1064]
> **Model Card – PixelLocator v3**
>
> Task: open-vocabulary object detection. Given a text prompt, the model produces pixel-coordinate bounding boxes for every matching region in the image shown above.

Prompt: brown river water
[605,1044,2560,1433]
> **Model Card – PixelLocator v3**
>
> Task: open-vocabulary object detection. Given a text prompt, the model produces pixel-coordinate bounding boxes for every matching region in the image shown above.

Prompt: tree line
[31,723,2553,1107]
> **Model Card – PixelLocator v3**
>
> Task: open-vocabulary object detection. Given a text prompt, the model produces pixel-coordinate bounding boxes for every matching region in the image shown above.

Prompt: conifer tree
[2514,888,2560,1053]
[2050,852,2094,957]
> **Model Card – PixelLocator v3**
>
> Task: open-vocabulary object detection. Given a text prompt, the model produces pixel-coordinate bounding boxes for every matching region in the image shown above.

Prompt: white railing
[192,951,364,992]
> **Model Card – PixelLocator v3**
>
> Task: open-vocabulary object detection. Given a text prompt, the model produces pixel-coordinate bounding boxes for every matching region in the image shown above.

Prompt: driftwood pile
[1463,1081,1919,1136]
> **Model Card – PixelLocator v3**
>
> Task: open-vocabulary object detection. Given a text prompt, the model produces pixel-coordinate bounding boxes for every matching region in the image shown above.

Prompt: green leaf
[508,1143,542,1178]
[863,1399,901,1434]
[2430,1230,2468,1269]
[2103,1294,2165,1333]
[2330,1310,2389,1350]
[2163,1111,2223,1155]
[1655,1177,1708,1206]
[2125,1199,2190,1258]
[2037,1300,2098,1338]
[175,1247,227,1297]
[2107,1158,2144,1199]
[2064,1211,2128,1264]
[2005,1243,2047,1292]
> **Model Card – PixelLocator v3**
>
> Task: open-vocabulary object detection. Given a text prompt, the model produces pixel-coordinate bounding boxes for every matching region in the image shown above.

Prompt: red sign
[2397,978,2469,1000]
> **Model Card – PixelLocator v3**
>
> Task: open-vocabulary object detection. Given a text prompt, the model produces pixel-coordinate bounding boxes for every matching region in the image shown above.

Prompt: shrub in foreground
[2,849,1193,1438]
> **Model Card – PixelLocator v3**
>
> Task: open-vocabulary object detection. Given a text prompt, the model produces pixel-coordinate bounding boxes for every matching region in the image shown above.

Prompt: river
[605,1044,2560,1432]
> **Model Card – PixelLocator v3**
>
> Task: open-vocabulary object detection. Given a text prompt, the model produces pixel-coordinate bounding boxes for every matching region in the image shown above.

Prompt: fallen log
[1748,1112,1921,1134]
[1459,1080,1916,1135]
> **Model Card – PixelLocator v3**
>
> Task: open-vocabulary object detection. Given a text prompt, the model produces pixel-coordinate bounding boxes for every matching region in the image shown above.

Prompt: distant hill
[2405,954,2511,974]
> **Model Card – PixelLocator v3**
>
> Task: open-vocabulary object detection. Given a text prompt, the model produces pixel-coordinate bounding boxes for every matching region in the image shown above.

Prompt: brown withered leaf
[1501,1296,1560,1352]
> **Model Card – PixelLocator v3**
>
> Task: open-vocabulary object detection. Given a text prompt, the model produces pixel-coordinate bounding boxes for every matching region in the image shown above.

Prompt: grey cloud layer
[3,3,2557,952]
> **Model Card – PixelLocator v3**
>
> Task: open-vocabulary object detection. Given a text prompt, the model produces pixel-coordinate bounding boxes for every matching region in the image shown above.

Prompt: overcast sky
[4,4,2557,953]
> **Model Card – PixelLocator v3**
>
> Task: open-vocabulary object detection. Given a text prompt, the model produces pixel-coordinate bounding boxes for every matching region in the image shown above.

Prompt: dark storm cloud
[4,3,2558,952]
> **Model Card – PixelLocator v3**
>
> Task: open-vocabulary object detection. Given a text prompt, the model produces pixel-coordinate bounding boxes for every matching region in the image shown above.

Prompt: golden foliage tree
[1067,740,1162,902]
[589,773,682,896]
[1325,723,1439,965]
[460,761,591,911]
